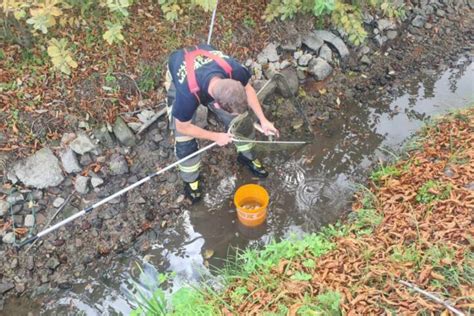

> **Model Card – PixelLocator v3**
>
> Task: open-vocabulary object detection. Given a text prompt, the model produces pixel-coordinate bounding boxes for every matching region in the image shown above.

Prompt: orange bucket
[234,184,269,227]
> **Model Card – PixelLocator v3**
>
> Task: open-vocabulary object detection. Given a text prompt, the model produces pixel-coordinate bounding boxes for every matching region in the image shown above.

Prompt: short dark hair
[213,79,248,114]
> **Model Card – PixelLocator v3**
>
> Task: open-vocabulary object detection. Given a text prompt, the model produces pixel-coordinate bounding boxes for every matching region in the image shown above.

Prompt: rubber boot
[237,153,269,178]
[184,178,202,203]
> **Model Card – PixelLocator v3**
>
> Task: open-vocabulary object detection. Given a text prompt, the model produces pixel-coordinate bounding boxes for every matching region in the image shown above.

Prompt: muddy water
[7,59,473,315]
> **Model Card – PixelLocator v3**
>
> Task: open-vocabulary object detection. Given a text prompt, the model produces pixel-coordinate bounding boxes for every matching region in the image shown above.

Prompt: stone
[411,15,426,28]
[0,282,14,294]
[152,133,164,143]
[360,55,371,65]
[93,125,115,148]
[13,215,23,226]
[377,18,396,31]
[318,44,333,63]
[311,30,350,60]
[36,213,46,225]
[108,154,129,176]
[12,148,64,189]
[251,62,263,80]
[79,153,93,166]
[137,110,156,124]
[302,32,324,52]
[293,50,303,60]
[424,23,433,29]
[113,117,136,147]
[374,34,388,46]
[24,214,35,227]
[195,106,208,129]
[308,57,333,81]
[296,69,306,81]
[254,79,277,103]
[26,256,34,270]
[436,9,446,17]
[0,200,8,217]
[2,232,15,244]
[70,133,96,155]
[78,121,89,130]
[60,148,82,174]
[7,192,24,205]
[127,122,142,132]
[297,53,313,67]
[60,133,76,146]
[46,257,60,270]
[280,35,302,51]
[12,204,22,214]
[31,190,43,200]
[280,60,291,69]
[276,66,299,97]
[6,170,18,184]
[74,176,90,195]
[91,177,104,188]
[166,172,178,184]
[386,30,398,40]
[53,197,65,208]
[257,43,279,64]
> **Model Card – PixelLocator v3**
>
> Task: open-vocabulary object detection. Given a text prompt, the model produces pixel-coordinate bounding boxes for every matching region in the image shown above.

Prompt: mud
[1,5,473,315]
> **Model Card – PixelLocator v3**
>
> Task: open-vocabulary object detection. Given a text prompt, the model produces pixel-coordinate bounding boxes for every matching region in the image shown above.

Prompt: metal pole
[207,0,218,45]
[232,138,309,145]
[17,142,218,249]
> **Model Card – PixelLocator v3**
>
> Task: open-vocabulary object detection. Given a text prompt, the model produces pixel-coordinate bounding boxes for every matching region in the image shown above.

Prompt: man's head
[213,79,248,114]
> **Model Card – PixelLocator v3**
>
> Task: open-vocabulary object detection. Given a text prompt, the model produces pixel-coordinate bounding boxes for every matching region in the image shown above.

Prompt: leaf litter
[218,108,474,315]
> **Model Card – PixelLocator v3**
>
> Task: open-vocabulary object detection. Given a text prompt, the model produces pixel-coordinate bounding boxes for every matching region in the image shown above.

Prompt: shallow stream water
[4,58,473,315]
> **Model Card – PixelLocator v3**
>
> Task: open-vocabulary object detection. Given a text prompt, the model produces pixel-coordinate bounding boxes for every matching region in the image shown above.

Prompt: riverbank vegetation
[1,0,406,155]
[134,107,473,314]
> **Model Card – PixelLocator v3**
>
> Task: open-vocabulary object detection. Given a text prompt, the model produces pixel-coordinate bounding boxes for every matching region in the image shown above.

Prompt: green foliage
[350,208,383,235]
[331,2,366,45]
[103,21,125,45]
[239,234,335,275]
[317,290,342,315]
[367,0,406,19]
[130,270,169,316]
[424,244,455,267]
[264,0,334,22]
[390,244,422,267]
[47,38,78,75]
[243,15,256,28]
[370,164,401,183]
[416,180,451,204]
[157,0,217,21]
[170,287,218,315]
[2,0,133,74]
[302,258,316,268]
[291,271,313,281]
[137,63,162,93]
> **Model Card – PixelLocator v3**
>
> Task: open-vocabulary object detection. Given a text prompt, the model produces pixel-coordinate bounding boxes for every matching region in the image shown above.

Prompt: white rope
[207,0,219,45]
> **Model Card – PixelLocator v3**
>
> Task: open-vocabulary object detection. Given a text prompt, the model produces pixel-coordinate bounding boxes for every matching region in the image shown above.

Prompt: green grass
[416,180,451,204]
[349,208,383,236]
[390,244,422,268]
[370,164,401,183]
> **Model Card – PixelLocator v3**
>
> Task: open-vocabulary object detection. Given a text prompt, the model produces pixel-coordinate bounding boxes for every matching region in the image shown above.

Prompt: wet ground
[4,53,472,315]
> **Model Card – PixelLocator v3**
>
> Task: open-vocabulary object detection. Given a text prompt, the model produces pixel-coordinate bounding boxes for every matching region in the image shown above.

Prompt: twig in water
[25,191,75,253]
[399,280,465,316]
